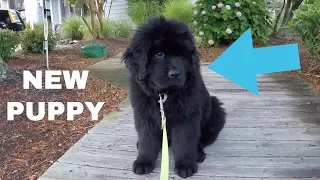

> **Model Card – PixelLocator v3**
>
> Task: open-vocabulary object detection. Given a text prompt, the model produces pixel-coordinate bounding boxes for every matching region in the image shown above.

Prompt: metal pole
[45,40,49,69]
[42,0,49,69]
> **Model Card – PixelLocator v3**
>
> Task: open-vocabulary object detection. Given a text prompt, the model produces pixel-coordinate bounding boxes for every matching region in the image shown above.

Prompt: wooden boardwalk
[39,66,320,180]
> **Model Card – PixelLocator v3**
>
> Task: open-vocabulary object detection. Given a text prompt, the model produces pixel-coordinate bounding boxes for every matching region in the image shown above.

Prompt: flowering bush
[193,0,272,47]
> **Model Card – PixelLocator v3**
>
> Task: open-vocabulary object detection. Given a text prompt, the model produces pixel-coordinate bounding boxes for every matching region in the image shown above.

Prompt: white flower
[199,31,204,36]
[208,39,214,46]
[252,2,256,5]
[225,5,231,10]
[193,11,198,16]
[217,3,224,8]
[236,11,242,17]
[193,21,197,26]
[201,10,206,15]
[212,5,217,10]
[226,28,232,34]
[235,2,241,7]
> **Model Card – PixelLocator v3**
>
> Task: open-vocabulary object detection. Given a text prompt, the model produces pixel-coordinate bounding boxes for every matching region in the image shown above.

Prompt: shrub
[108,20,134,38]
[0,29,20,61]
[20,23,57,53]
[193,0,272,47]
[163,0,194,28]
[128,0,163,25]
[290,2,320,55]
[83,16,134,39]
[60,15,85,40]
[127,0,166,4]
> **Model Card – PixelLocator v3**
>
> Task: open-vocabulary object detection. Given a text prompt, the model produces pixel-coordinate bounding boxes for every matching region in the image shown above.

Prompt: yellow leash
[158,94,169,180]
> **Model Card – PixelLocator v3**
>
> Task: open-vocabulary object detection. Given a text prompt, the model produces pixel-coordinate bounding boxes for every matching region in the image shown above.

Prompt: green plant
[67,0,105,39]
[0,30,20,61]
[20,23,57,53]
[83,16,100,40]
[60,15,85,40]
[290,1,320,55]
[82,17,134,39]
[128,0,163,25]
[108,20,134,38]
[127,0,166,4]
[163,0,194,28]
[193,0,272,47]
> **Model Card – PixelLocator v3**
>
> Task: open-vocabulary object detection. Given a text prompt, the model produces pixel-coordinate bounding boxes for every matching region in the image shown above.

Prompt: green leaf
[243,8,250,14]
[212,12,221,18]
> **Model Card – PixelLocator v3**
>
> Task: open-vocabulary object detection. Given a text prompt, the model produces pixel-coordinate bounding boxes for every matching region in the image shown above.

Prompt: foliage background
[193,0,272,47]
[0,30,20,62]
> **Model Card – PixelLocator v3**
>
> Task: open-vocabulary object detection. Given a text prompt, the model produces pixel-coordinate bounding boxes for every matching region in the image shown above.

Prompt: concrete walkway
[86,53,129,89]
[39,55,320,180]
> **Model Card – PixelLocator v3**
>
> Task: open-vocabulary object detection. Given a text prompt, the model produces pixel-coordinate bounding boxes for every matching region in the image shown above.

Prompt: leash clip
[158,93,167,129]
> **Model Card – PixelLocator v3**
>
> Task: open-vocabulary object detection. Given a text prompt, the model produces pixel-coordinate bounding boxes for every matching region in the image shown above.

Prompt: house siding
[0,0,9,9]
[104,0,130,21]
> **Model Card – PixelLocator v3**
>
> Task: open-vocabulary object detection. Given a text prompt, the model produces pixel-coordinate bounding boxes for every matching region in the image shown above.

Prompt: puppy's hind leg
[199,96,226,149]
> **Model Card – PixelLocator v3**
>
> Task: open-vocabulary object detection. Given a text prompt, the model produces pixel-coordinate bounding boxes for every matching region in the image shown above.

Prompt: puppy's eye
[156,52,165,58]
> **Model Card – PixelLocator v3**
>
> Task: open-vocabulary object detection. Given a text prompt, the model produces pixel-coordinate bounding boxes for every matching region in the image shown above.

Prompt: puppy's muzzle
[168,69,181,79]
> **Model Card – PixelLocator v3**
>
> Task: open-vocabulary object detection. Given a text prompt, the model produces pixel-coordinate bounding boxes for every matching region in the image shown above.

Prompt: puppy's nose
[168,69,181,78]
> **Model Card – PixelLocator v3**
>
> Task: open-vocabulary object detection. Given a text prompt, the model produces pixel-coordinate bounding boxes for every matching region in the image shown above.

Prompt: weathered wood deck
[39,66,320,180]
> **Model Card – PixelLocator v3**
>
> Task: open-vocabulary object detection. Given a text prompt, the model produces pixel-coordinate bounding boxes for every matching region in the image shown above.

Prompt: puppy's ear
[121,44,150,81]
[191,50,201,73]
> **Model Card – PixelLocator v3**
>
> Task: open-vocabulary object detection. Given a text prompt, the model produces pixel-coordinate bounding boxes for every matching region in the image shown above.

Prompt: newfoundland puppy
[121,16,226,178]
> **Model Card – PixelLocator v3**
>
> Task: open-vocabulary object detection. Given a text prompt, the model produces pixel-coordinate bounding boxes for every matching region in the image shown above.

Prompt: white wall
[0,0,9,9]
[25,0,41,25]
[104,0,130,21]
[50,0,61,31]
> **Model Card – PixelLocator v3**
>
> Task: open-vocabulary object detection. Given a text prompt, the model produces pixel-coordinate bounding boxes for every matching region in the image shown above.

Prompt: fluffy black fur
[121,16,226,178]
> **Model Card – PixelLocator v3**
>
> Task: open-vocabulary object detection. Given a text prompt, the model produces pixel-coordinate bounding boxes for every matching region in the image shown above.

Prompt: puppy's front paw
[132,160,154,175]
[174,162,198,178]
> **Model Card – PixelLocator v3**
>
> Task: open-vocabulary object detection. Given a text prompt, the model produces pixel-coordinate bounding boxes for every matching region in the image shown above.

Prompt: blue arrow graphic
[208,28,301,96]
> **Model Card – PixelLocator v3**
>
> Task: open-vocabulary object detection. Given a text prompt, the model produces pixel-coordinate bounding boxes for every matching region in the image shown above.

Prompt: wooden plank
[210,91,318,96]
[104,118,320,128]
[105,108,317,119]
[95,118,320,129]
[52,146,320,178]
[89,122,320,141]
[39,162,319,180]
[219,99,320,108]
[74,134,320,157]
[215,93,320,100]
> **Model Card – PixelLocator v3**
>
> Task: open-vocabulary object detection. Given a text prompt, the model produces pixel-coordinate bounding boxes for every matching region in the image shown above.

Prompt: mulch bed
[0,38,129,179]
[198,36,320,93]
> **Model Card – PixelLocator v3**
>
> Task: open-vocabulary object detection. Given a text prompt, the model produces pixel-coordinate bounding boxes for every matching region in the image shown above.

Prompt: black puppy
[121,16,226,178]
